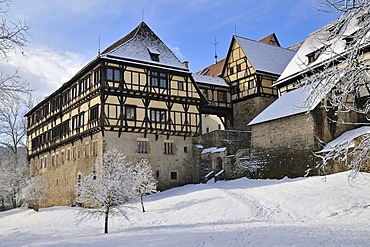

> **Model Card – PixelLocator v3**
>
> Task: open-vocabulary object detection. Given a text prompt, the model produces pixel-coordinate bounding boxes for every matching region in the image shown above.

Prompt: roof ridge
[102,22,145,55]
[235,35,295,52]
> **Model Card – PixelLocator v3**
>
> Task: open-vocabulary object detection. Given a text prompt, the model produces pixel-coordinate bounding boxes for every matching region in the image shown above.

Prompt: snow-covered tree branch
[0,0,30,104]
[19,175,49,212]
[77,147,139,234]
[302,1,370,176]
[132,159,157,213]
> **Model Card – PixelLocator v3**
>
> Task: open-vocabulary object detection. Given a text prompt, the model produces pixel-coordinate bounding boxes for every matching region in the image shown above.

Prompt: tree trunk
[141,194,145,213]
[104,208,109,234]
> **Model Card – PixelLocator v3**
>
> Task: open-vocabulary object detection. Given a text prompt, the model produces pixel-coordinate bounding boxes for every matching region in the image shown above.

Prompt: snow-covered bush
[20,176,49,212]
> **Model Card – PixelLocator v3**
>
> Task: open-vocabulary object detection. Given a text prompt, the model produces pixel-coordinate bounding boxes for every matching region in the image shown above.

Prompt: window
[306,46,326,64]
[138,141,148,153]
[85,144,90,158]
[218,91,227,102]
[72,116,78,130]
[61,151,65,163]
[150,109,166,123]
[94,68,101,84]
[231,85,240,94]
[151,71,168,88]
[248,80,255,89]
[73,147,77,160]
[90,105,99,122]
[71,85,78,99]
[170,171,177,180]
[178,81,184,91]
[66,149,71,161]
[52,155,55,166]
[125,106,136,120]
[85,76,90,90]
[202,89,208,99]
[164,142,174,155]
[206,127,210,133]
[229,67,234,75]
[106,67,121,81]
[236,64,242,72]
[79,79,84,94]
[148,47,160,61]
[79,112,85,128]
[62,90,69,106]
[92,142,98,156]
[184,146,188,153]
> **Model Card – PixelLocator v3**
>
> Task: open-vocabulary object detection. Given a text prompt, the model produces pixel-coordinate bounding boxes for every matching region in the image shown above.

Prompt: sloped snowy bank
[1,172,370,246]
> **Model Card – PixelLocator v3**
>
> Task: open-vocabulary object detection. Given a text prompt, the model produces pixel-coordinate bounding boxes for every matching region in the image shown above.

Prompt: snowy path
[1,172,370,246]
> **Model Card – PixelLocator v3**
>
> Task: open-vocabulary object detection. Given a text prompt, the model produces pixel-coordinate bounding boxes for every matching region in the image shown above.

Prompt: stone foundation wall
[230,96,276,131]
[31,131,200,207]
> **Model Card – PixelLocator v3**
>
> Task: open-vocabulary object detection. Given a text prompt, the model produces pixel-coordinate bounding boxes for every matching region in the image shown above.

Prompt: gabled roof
[275,12,366,86]
[192,74,229,88]
[196,58,226,77]
[259,33,281,47]
[232,36,296,76]
[101,22,188,71]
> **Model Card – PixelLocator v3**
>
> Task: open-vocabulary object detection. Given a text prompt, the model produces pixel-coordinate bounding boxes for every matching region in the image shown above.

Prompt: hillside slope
[1,172,370,246]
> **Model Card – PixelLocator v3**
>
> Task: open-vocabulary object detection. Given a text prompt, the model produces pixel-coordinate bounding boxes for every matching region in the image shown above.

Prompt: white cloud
[0,46,88,98]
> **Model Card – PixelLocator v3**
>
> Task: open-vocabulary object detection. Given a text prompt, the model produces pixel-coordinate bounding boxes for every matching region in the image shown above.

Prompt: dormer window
[306,46,325,64]
[344,36,354,47]
[148,47,160,62]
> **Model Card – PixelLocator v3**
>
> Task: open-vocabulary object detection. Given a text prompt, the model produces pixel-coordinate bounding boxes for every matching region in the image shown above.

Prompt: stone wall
[103,131,200,190]
[196,129,251,155]
[31,131,201,207]
[250,112,319,178]
[249,105,360,179]
[31,133,103,207]
[230,96,276,131]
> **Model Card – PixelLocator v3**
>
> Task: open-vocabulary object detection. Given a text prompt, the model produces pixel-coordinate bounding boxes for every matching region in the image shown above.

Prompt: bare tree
[133,159,157,213]
[0,100,27,155]
[0,0,30,104]
[77,147,139,234]
[302,1,370,176]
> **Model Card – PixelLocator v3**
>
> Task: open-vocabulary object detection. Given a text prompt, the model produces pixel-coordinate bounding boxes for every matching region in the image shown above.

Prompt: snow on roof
[276,12,365,85]
[319,126,370,153]
[201,147,227,155]
[101,22,187,70]
[248,85,319,126]
[249,71,343,126]
[192,74,229,87]
[235,36,296,75]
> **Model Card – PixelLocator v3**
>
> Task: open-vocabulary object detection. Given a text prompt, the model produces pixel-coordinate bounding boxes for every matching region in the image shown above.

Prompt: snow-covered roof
[101,22,187,71]
[201,147,227,155]
[249,70,344,126]
[248,85,320,126]
[235,36,296,75]
[276,12,366,86]
[192,74,229,87]
[319,126,370,153]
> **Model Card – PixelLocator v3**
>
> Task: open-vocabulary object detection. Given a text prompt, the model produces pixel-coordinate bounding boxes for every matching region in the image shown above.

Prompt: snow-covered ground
[1,172,370,247]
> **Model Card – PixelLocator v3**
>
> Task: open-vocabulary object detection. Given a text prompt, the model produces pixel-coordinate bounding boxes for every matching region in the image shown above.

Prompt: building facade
[26,22,204,206]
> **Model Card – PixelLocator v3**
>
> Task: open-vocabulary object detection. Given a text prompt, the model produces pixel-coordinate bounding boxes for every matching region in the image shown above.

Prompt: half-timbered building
[222,35,296,130]
[26,22,204,206]
[248,13,370,178]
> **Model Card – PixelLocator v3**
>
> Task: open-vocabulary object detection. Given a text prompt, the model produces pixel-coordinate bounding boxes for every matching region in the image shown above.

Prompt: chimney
[183,61,189,68]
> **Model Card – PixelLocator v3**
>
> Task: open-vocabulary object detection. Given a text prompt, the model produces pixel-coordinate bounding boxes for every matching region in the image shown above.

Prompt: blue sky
[3,0,339,98]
